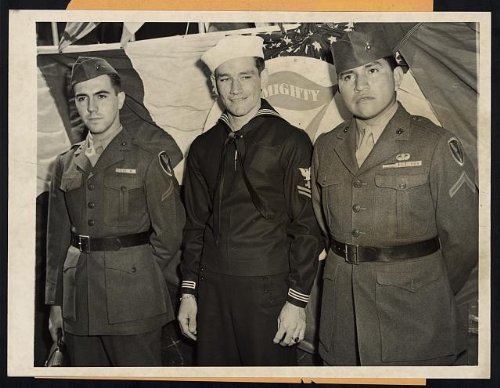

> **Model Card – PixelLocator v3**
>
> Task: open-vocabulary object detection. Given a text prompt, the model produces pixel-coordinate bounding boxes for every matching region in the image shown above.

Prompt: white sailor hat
[201,35,265,74]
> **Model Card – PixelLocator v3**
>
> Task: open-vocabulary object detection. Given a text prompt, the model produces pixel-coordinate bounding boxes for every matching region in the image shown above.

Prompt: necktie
[356,127,374,167]
[84,136,100,167]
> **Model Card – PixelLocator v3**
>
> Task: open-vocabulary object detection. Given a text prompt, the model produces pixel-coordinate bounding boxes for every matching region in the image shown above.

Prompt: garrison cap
[201,35,264,74]
[332,29,394,75]
[70,56,119,87]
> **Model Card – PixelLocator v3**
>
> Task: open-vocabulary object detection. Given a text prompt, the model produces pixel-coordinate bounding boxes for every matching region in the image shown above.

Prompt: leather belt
[71,231,150,253]
[330,236,440,265]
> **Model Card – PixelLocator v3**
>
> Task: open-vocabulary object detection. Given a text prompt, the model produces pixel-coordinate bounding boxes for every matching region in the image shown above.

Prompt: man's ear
[393,66,404,91]
[117,91,126,109]
[260,68,269,90]
[210,74,218,96]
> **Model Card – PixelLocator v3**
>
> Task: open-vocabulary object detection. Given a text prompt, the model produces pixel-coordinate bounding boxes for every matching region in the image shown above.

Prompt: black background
[1,0,498,387]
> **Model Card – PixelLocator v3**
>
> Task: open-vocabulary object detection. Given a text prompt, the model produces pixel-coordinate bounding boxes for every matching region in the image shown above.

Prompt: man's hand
[273,301,306,346]
[178,295,198,341]
[48,305,64,342]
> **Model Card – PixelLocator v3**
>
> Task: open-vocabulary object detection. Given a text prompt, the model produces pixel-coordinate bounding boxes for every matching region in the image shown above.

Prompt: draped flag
[58,22,101,52]
[38,22,473,196]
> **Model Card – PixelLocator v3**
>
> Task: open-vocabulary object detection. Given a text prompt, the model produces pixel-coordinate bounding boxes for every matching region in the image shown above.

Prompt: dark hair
[107,73,122,93]
[255,57,265,75]
[383,55,399,71]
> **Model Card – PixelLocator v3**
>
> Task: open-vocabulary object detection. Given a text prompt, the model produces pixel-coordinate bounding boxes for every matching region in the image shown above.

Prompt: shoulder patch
[158,151,173,176]
[448,137,464,166]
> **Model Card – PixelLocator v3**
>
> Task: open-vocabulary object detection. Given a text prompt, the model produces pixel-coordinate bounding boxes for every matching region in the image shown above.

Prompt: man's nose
[87,97,98,112]
[354,75,369,92]
[230,79,242,94]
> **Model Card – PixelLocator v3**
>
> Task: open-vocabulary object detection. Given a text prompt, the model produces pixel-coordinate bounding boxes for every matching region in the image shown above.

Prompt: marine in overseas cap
[201,35,265,74]
[70,56,119,87]
[331,29,394,76]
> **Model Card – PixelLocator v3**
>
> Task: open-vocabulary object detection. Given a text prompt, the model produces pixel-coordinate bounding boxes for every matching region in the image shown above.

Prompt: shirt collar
[218,99,282,130]
[355,101,399,145]
[86,124,123,155]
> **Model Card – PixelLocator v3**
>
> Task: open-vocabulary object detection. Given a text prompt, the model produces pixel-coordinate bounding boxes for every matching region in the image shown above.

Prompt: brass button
[88,202,95,209]
[353,180,363,188]
[352,229,361,238]
[121,141,127,146]
[88,184,95,191]
[131,266,136,273]
[352,204,361,213]
[398,183,407,189]
[88,219,95,226]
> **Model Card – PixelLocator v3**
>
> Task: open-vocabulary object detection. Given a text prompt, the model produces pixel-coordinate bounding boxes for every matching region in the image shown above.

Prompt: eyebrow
[339,60,384,77]
[74,90,112,97]
[216,69,256,78]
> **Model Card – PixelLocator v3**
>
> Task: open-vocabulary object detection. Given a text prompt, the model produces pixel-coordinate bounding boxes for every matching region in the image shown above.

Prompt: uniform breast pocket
[374,173,431,238]
[317,174,345,233]
[60,174,83,192]
[103,175,145,227]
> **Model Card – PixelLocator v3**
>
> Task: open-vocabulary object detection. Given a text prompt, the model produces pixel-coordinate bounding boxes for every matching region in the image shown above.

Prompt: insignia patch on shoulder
[158,151,173,176]
[448,137,464,166]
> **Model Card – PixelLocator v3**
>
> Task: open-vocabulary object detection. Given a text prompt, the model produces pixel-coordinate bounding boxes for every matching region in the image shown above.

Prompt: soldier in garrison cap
[177,35,322,366]
[45,56,186,366]
[312,29,478,365]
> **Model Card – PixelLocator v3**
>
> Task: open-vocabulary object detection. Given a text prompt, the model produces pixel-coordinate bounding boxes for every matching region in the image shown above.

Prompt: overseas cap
[70,56,119,87]
[201,35,264,74]
[332,29,393,75]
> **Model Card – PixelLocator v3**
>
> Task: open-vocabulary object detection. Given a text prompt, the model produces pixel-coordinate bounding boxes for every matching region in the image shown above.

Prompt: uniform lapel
[73,142,92,174]
[358,105,411,173]
[334,117,359,176]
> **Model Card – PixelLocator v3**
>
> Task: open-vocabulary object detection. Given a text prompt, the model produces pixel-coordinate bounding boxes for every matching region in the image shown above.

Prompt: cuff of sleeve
[286,288,309,308]
[181,280,197,296]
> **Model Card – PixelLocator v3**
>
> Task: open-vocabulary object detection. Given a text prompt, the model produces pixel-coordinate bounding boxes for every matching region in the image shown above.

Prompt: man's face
[73,74,125,135]
[338,58,403,120]
[213,57,266,119]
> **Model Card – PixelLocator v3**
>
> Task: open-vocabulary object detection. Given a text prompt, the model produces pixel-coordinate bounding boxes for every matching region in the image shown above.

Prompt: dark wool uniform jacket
[312,104,478,365]
[45,125,186,336]
[180,100,322,307]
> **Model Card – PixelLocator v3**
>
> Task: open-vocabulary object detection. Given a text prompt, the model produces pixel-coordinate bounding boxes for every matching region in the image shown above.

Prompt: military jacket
[180,100,322,307]
[45,126,186,335]
[312,104,478,365]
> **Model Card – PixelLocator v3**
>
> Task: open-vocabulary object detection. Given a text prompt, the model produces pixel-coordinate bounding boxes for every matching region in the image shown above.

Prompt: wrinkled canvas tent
[35,21,479,364]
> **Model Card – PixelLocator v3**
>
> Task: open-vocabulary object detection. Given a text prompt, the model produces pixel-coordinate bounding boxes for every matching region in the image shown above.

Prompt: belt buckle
[78,235,90,253]
[345,244,359,265]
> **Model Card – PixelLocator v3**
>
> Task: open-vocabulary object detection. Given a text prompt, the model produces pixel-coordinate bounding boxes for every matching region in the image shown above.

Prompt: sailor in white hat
[178,35,322,366]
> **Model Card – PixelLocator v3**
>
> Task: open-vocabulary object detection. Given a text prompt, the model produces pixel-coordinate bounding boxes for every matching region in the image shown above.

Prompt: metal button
[88,219,95,226]
[88,184,95,191]
[352,204,361,213]
[353,180,363,188]
[121,141,127,146]
[352,229,361,238]
[131,266,136,273]
[88,202,95,209]
[398,183,407,189]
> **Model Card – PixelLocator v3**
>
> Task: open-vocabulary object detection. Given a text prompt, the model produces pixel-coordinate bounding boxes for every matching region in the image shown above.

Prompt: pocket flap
[375,173,428,190]
[317,174,341,188]
[104,175,142,191]
[104,255,150,274]
[376,269,440,292]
